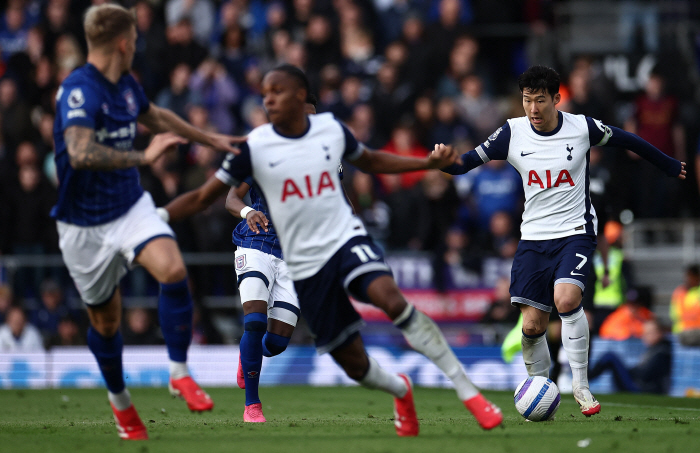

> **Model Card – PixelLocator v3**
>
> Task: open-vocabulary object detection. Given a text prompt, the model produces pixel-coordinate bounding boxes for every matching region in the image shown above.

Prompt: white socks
[108,389,132,411]
[396,305,479,401]
[560,307,590,389]
[521,331,551,377]
[170,361,189,380]
[359,356,408,398]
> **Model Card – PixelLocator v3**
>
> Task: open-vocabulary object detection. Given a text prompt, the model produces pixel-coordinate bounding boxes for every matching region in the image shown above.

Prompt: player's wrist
[240,206,254,218]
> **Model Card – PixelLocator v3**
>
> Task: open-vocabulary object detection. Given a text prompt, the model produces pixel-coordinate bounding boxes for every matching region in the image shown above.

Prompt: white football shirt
[473,111,612,240]
[216,113,367,279]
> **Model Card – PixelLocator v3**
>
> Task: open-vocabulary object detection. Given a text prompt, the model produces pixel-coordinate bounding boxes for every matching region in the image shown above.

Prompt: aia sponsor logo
[281,171,336,201]
[527,169,574,189]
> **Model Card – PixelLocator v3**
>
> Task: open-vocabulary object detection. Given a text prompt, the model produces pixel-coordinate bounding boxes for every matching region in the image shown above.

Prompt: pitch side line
[605,402,700,412]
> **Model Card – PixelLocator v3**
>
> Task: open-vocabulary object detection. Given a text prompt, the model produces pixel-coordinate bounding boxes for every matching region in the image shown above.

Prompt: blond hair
[84,3,136,49]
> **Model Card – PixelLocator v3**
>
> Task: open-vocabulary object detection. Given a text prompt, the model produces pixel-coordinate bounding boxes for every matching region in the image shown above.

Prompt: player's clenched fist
[246,209,269,234]
[144,132,188,164]
[427,143,463,169]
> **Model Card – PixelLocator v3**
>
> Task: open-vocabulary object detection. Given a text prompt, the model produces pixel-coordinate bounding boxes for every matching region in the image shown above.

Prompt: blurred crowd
[1,0,700,356]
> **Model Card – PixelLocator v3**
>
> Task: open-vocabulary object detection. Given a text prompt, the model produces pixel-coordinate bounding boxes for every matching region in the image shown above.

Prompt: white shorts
[57,192,174,306]
[235,247,300,326]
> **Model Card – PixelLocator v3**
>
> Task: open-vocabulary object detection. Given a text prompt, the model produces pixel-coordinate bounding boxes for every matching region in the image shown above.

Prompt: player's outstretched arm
[139,104,246,154]
[351,143,461,174]
[604,126,685,179]
[162,176,230,222]
[65,126,185,170]
[224,184,269,234]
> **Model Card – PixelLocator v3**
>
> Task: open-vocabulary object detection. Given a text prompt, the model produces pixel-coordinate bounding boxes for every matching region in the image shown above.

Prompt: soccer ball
[514,376,561,422]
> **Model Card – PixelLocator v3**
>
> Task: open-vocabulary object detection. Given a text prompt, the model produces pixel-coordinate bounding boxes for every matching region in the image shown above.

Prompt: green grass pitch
[1,386,699,453]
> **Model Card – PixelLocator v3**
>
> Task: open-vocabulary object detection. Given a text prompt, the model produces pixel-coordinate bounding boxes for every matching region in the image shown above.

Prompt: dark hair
[306,93,318,107]
[518,65,560,98]
[687,264,700,276]
[268,64,310,95]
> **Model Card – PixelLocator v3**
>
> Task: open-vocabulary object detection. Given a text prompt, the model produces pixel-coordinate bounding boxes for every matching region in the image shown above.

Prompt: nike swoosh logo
[568,335,585,340]
[521,151,535,157]
[269,160,285,167]
[571,271,584,276]
[524,360,541,365]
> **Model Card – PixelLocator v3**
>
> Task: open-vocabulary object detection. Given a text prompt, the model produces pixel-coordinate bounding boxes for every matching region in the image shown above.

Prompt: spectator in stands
[485,211,518,259]
[624,71,684,218]
[46,314,84,348]
[155,63,200,120]
[435,227,483,292]
[425,0,471,88]
[400,13,432,95]
[592,221,633,332]
[0,77,33,151]
[0,305,44,351]
[436,35,484,98]
[456,73,504,141]
[4,142,57,298]
[189,58,238,134]
[0,2,30,62]
[453,159,523,233]
[589,319,672,394]
[431,96,473,148]
[599,287,655,341]
[134,0,168,98]
[304,14,341,76]
[671,269,700,347]
[29,279,75,342]
[670,264,700,342]
[122,308,163,346]
[377,122,429,191]
[165,0,215,48]
[218,24,251,88]
[163,17,208,79]
[327,75,364,122]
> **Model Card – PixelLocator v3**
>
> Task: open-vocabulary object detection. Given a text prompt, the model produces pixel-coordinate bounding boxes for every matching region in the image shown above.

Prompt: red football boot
[111,403,148,440]
[169,376,214,412]
[464,394,503,430]
[393,374,419,437]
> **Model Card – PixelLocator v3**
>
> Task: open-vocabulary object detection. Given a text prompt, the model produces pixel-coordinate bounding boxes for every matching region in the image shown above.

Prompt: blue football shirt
[51,63,150,226]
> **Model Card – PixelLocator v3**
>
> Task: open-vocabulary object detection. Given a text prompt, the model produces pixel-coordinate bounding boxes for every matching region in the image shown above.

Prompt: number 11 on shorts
[351,245,379,263]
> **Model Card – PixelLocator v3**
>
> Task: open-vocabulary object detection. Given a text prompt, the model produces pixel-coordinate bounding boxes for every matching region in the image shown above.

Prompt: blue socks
[87,327,125,394]
[241,312,266,405]
[158,279,193,363]
[262,332,291,357]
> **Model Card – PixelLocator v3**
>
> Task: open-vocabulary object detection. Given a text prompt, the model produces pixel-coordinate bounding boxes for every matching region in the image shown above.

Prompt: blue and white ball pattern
[514,376,561,422]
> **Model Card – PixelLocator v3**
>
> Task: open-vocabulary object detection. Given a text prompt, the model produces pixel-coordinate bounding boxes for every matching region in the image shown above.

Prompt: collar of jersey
[529,110,563,136]
[272,116,311,139]
[85,63,121,91]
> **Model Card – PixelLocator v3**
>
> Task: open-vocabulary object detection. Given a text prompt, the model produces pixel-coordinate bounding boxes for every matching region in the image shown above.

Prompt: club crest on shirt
[123,89,138,116]
[236,254,246,270]
[488,127,503,142]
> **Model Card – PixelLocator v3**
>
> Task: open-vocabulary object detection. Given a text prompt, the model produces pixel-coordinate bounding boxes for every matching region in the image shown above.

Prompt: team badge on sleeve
[68,88,85,108]
[488,127,503,142]
[236,254,247,270]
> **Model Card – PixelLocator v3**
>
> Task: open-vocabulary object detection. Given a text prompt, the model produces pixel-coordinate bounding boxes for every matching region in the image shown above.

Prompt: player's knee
[244,313,268,333]
[555,297,580,314]
[370,285,407,320]
[262,332,290,357]
[159,264,187,284]
[91,319,120,337]
[522,321,546,337]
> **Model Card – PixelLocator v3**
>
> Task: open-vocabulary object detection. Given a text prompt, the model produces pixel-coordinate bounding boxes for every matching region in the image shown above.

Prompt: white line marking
[605,402,700,412]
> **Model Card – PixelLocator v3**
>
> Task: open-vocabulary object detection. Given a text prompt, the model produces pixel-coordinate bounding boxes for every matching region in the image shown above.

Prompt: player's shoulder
[246,123,275,145]
[561,110,589,125]
[506,116,529,131]
[57,66,100,102]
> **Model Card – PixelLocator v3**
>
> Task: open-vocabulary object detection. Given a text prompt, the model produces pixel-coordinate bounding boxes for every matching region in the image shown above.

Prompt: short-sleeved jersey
[51,64,151,226]
[474,111,612,240]
[215,113,366,279]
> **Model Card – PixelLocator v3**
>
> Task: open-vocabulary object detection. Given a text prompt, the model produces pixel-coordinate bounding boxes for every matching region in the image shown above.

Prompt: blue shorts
[294,236,392,354]
[510,235,596,313]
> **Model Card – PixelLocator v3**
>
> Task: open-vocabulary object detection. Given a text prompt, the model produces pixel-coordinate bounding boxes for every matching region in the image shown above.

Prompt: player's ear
[553,92,561,106]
